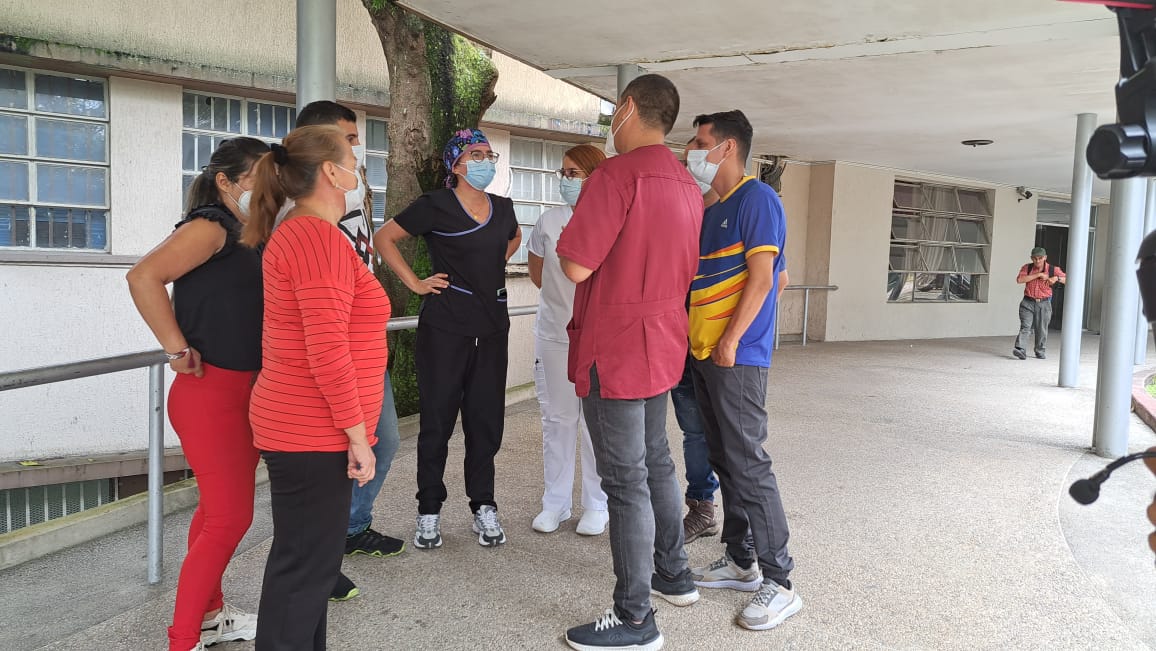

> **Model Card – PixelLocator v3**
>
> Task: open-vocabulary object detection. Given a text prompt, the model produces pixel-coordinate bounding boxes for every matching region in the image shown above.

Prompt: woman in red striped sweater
[240,125,390,651]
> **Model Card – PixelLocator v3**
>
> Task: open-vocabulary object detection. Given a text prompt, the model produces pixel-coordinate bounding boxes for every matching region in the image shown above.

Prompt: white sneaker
[737,580,803,630]
[692,554,763,591]
[532,508,571,533]
[188,644,205,651]
[472,505,507,546]
[414,513,443,549]
[575,509,609,536]
[200,603,258,646]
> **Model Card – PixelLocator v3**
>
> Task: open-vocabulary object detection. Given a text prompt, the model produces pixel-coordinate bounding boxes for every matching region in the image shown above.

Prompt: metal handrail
[775,284,839,349]
[0,304,539,585]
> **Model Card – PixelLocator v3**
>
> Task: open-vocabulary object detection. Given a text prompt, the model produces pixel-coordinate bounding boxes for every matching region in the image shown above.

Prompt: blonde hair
[241,124,348,247]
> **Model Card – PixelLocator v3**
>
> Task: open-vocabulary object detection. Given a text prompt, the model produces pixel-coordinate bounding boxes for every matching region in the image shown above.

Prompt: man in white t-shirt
[293,101,404,602]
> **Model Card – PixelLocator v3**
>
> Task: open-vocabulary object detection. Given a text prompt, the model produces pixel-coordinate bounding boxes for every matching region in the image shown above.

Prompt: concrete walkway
[3,335,1155,650]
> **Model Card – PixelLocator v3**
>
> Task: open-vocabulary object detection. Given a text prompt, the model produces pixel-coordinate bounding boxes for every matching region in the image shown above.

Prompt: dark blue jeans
[671,356,718,502]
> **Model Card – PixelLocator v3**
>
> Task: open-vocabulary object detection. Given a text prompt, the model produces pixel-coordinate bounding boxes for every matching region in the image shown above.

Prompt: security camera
[1016,186,1033,202]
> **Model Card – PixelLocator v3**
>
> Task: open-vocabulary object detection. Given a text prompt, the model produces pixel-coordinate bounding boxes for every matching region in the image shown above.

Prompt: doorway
[1034,224,1069,330]
[1034,199,1099,332]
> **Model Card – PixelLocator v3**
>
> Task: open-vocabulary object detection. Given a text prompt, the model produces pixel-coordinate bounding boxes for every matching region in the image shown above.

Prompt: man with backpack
[1014,246,1066,360]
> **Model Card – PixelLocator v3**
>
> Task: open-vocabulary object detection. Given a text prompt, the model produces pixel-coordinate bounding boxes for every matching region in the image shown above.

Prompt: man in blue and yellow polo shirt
[684,109,802,632]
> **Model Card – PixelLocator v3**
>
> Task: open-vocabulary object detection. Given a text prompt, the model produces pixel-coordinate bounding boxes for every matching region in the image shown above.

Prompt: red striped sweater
[250,216,390,452]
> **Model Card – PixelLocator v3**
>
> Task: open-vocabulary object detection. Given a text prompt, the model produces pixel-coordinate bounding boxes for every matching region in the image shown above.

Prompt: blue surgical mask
[463,160,497,190]
[559,176,584,206]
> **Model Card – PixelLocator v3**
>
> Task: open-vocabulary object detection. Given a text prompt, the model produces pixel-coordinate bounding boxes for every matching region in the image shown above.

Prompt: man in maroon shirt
[1013,246,1066,360]
[557,74,704,651]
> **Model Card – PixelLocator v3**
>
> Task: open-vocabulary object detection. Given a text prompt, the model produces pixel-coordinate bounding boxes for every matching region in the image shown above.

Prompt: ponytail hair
[184,137,269,214]
[241,124,347,247]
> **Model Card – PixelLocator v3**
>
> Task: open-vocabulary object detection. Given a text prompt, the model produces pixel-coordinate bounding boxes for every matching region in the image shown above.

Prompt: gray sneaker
[737,580,803,631]
[472,505,507,547]
[414,513,442,549]
[692,554,763,592]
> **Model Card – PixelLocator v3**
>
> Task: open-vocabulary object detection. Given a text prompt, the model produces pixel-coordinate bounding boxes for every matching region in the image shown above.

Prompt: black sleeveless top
[172,205,263,371]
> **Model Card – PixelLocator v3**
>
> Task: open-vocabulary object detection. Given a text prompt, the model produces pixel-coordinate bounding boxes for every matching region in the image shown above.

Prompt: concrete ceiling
[397,0,1122,199]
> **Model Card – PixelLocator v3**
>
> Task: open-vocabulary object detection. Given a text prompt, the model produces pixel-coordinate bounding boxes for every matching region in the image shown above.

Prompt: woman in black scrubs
[374,128,521,550]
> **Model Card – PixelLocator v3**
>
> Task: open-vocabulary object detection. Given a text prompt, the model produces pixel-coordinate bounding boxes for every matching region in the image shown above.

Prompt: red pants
[167,363,260,651]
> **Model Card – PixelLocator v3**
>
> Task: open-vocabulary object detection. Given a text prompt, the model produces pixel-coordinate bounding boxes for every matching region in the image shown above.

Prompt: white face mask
[604,101,634,157]
[687,141,727,188]
[334,163,366,215]
[226,187,251,219]
[694,178,713,195]
[351,144,366,169]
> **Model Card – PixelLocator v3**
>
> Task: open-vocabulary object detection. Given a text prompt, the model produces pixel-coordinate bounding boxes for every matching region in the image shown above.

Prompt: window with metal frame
[180,91,296,200]
[365,117,389,230]
[508,136,570,264]
[0,66,110,250]
[0,479,116,534]
[887,180,993,303]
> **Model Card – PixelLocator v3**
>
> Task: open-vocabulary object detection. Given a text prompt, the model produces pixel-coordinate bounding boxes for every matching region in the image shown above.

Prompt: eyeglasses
[555,168,586,179]
[465,150,500,163]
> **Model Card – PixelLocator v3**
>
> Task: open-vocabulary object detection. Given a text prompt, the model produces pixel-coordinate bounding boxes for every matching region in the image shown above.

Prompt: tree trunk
[362,0,499,416]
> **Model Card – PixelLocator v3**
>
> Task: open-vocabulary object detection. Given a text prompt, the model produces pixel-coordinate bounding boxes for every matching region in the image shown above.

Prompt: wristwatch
[166,348,190,361]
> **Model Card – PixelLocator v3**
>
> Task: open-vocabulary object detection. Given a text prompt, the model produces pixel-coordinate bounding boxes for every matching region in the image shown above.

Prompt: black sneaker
[345,527,405,557]
[329,572,360,602]
[565,606,663,651]
[649,569,700,607]
[1036,351,1046,359]
[1013,348,1027,360]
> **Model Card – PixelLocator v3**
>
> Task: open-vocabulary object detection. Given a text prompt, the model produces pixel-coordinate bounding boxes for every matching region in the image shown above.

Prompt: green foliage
[383,238,430,417]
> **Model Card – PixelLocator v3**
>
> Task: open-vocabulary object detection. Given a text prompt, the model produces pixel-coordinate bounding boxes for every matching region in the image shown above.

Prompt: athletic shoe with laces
[200,603,258,646]
[329,572,360,602]
[737,580,803,631]
[692,553,763,592]
[565,606,663,651]
[414,513,442,549]
[472,505,507,547]
[345,526,405,557]
[649,569,700,607]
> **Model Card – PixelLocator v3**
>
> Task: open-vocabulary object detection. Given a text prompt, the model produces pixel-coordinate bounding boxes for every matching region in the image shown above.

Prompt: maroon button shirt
[556,144,703,399]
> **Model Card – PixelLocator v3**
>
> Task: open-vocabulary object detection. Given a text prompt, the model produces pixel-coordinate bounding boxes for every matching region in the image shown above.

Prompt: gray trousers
[1014,297,1052,354]
[582,365,690,622]
[691,359,794,585]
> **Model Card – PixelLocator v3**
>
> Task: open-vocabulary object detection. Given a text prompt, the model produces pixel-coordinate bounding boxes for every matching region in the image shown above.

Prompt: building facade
[0,0,1105,470]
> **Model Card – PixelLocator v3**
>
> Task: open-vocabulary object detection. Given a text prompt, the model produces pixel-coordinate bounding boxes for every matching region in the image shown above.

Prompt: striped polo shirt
[250,216,390,452]
[689,176,786,368]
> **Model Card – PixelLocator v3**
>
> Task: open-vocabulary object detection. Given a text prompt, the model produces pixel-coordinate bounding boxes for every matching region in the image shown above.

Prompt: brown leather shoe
[683,498,720,543]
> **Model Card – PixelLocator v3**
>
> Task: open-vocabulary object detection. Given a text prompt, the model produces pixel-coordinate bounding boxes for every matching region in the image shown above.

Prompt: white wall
[0,77,185,462]
[819,162,1039,342]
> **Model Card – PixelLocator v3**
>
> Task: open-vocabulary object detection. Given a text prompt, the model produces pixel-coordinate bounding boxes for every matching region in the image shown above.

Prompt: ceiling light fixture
[961,139,994,147]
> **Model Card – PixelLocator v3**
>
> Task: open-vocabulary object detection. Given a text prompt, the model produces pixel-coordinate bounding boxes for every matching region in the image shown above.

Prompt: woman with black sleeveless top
[127,137,268,651]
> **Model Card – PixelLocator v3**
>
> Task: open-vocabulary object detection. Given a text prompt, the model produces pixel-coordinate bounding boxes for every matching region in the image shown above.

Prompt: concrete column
[1135,180,1156,364]
[616,64,642,100]
[1060,113,1097,387]
[1093,177,1146,458]
[296,0,336,111]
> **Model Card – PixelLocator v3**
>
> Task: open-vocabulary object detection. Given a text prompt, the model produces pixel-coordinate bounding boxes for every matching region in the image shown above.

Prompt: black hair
[296,100,357,127]
[693,110,754,164]
[619,74,680,135]
[184,137,270,213]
